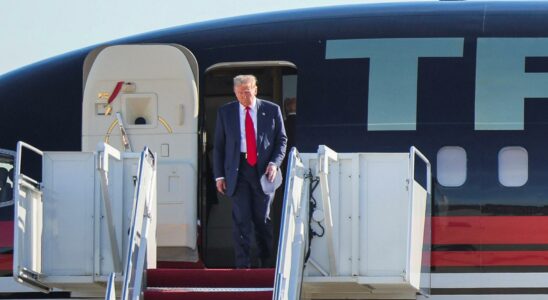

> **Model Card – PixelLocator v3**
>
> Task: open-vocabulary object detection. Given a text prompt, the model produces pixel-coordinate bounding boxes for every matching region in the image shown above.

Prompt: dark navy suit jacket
[214,99,287,197]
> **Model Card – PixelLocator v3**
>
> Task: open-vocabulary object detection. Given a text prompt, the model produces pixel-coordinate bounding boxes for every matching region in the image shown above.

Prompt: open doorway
[201,62,298,267]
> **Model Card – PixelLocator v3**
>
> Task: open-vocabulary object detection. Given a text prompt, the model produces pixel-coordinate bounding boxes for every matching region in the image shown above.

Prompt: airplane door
[82,45,199,261]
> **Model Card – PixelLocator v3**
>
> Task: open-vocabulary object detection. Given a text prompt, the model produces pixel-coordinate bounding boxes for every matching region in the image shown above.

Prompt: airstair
[274,145,432,300]
[13,141,156,297]
[12,142,430,299]
[131,145,431,300]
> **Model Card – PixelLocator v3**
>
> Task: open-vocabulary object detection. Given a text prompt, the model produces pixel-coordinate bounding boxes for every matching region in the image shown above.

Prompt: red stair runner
[144,290,272,300]
[144,268,275,300]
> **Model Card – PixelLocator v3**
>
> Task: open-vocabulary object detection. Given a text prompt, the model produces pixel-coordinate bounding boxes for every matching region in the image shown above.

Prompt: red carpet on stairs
[145,268,275,300]
[144,290,272,300]
[148,268,275,287]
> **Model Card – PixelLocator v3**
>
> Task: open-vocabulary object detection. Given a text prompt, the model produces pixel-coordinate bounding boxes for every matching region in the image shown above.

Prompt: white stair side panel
[42,152,95,276]
[335,156,355,276]
[360,153,409,277]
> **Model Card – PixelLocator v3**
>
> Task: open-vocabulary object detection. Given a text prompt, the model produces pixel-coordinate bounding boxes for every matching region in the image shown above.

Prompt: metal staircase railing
[407,146,432,296]
[105,147,156,300]
[273,148,309,300]
[13,141,50,293]
[274,145,432,299]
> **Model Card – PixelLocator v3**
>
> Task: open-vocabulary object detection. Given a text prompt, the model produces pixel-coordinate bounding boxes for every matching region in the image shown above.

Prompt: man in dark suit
[214,75,287,268]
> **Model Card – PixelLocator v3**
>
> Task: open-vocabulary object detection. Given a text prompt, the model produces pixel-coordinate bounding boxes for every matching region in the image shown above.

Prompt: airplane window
[437,146,467,187]
[498,147,528,187]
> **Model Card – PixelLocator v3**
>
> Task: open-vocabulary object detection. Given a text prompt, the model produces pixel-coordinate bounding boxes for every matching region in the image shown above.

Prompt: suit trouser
[231,158,274,268]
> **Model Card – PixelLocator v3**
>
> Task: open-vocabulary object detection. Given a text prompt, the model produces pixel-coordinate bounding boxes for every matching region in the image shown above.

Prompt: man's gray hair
[233,75,257,87]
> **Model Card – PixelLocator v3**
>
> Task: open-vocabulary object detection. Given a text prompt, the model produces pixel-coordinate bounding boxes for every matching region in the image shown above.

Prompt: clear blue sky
[0,0,432,76]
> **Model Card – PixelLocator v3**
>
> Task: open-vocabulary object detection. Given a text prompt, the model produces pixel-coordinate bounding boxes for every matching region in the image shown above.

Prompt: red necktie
[245,107,257,166]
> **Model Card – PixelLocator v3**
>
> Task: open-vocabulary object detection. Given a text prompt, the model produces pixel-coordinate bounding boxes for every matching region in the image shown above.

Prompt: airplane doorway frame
[200,61,298,268]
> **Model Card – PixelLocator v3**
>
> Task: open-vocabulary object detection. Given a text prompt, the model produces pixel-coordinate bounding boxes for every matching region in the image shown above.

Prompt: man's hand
[265,164,278,182]
[216,179,227,195]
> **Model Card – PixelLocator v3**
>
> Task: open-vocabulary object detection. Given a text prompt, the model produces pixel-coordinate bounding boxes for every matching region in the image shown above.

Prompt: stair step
[147,268,275,288]
[157,261,205,269]
[144,290,272,300]
[148,287,273,292]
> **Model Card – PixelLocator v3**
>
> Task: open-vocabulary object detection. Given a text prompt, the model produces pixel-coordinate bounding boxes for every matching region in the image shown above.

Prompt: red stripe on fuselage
[1,217,547,268]
[0,254,12,273]
[432,251,548,267]
[0,221,13,248]
[433,216,548,245]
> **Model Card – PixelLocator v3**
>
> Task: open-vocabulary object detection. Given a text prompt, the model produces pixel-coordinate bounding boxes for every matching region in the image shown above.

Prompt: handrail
[105,273,116,300]
[120,148,156,300]
[274,148,298,299]
[0,200,14,208]
[409,146,431,194]
[16,141,43,157]
[13,141,50,293]
[19,174,39,186]
[273,147,308,300]
[316,145,338,276]
[116,112,133,152]
[15,141,43,187]
[0,148,16,157]
[407,146,432,295]
[96,143,123,273]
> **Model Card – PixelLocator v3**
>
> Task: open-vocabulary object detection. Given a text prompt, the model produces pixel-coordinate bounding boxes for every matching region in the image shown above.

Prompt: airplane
[2,1,548,299]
